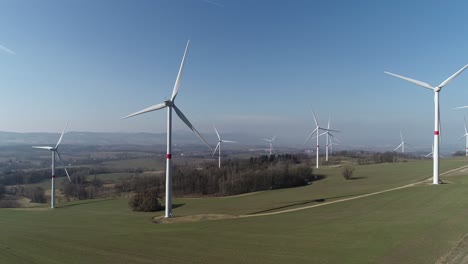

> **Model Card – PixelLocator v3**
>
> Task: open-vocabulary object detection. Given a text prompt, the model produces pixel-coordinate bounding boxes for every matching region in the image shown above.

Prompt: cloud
[0,44,15,55]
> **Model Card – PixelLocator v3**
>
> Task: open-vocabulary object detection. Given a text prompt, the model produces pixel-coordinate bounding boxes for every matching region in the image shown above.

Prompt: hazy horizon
[2,1,468,149]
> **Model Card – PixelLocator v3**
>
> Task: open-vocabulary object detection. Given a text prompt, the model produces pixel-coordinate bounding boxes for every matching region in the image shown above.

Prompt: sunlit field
[1,158,468,263]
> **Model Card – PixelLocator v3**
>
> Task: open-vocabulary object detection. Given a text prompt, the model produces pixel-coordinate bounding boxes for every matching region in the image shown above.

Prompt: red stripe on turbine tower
[52,175,55,178]
[166,154,172,159]
[434,131,439,135]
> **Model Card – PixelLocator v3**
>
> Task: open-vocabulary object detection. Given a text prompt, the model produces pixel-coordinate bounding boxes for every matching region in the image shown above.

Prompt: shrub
[129,187,163,212]
[342,166,354,180]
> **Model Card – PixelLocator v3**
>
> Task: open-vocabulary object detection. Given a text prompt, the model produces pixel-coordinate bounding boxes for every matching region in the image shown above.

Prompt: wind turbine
[385,64,468,184]
[322,117,340,161]
[212,124,236,168]
[32,121,71,209]
[263,136,277,157]
[304,111,338,168]
[123,40,212,218]
[394,131,405,153]
[456,117,468,156]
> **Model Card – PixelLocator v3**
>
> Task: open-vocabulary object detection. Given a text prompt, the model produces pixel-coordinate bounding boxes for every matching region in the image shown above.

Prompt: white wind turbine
[394,131,405,153]
[212,124,236,168]
[263,136,277,157]
[322,117,340,161]
[456,117,468,156]
[385,64,468,184]
[304,111,338,168]
[32,121,71,209]
[123,40,212,218]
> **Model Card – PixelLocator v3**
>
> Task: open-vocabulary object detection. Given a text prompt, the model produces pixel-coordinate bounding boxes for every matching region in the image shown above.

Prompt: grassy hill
[1,159,468,263]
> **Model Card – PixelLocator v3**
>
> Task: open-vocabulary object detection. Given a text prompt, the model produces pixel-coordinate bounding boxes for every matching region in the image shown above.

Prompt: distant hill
[0,131,291,150]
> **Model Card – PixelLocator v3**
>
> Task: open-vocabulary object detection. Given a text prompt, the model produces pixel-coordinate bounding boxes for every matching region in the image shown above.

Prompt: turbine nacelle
[164,100,173,107]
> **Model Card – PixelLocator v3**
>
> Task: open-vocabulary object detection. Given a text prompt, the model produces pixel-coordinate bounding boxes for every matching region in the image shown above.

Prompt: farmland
[1,158,468,263]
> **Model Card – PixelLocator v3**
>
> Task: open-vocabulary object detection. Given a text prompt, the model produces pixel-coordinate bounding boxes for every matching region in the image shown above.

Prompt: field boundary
[240,164,468,218]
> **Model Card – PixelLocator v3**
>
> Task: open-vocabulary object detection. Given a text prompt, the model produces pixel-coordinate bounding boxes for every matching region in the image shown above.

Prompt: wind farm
[3,1,468,264]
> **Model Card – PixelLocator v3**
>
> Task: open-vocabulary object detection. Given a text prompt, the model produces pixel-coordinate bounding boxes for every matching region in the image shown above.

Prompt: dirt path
[240,164,468,218]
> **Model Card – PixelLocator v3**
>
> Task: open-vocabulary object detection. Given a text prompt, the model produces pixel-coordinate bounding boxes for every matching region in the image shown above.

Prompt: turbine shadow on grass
[247,193,365,215]
[348,176,367,180]
[170,203,185,209]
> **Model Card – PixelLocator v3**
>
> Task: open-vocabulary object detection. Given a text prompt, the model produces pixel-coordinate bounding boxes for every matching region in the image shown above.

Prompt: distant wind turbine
[394,131,405,153]
[32,121,71,209]
[212,124,236,168]
[456,117,468,156]
[385,64,468,184]
[304,111,338,168]
[263,136,277,157]
[123,40,212,218]
[321,117,340,161]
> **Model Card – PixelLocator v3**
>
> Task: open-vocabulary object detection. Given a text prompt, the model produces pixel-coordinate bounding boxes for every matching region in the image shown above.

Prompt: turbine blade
[311,110,319,127]
[56,151,71,182]
[212,142,220,157]
[55,121,69,148]
[465,116,467,134]
[327,116,330,129]
[437,64,468,88]
[171,40,190,101]
[304,128,318,145]
[212,124,221,140]
[394,143,403,151]
[271,135,277,142]
[262,138,271,142]
[453,105,468,110]
[173,104,212,150]
[456,134,466,143]
[384,71,434,90]
[439,105,442,143]
[32,146,53,150]
[331,135,341,143]
[320,128,340,133]
[318,131,328,137]
[122,102,167,119]
[221,140,236,143]
[400,130,404,142]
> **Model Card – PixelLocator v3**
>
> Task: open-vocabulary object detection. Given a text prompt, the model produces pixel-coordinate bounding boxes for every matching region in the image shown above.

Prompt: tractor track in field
[239,164,468,218]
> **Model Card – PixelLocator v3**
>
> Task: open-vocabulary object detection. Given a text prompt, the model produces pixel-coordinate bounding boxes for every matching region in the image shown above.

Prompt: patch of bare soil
[153,214,237,224]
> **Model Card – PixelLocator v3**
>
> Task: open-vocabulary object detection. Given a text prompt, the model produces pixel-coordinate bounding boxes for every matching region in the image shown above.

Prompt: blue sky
[2,0,468,149]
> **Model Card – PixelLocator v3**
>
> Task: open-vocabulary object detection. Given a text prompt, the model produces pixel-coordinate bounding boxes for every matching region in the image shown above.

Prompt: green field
[1,159,468,263]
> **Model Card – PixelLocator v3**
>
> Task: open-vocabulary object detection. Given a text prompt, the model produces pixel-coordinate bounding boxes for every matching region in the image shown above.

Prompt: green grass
[1,159,468,263]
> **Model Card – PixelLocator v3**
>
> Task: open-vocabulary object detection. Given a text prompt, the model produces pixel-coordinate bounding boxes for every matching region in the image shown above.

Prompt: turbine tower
[304,111,337,168]
[263,136,277,157]
[212,124,236,168]
[456,117,468,156]
[123,40,212,218]
[385,64,468,184]
[394,131,405,153]
[32,121,71,209]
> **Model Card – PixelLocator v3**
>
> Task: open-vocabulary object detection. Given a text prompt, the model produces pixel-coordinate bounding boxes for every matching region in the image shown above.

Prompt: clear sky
[2,0,468,149]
